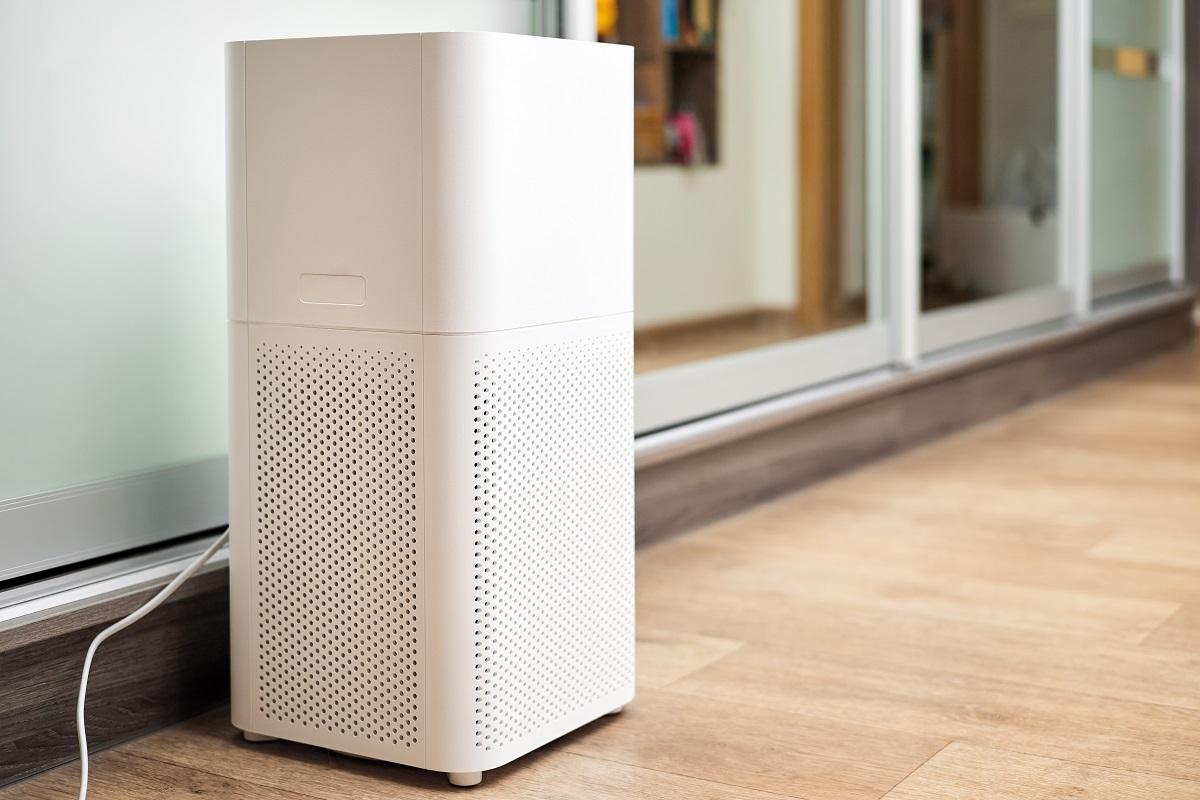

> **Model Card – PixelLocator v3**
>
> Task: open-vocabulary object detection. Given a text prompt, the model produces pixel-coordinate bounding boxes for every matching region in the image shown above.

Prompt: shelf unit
[602,0,720,165]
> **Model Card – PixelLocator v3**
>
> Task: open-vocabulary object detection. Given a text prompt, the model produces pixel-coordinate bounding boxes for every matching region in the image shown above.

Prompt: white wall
[746,3,800,309]
[634,0,797,327]
[0,1,534,500]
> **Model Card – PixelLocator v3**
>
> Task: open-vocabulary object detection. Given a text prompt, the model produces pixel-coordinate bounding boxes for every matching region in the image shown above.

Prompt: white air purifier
[225,32,633,787]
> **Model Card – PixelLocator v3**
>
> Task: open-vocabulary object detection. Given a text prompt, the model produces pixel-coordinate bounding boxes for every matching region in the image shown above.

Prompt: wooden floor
[6,341,1199,799]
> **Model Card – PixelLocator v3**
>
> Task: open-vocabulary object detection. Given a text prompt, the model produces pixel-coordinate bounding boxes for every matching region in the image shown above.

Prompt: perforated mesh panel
[252,341,420,748]
[472,332,634,751]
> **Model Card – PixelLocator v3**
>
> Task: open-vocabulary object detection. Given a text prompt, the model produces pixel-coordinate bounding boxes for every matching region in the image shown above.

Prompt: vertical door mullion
[558,0,596,41]
[884,0,921,367]
[866,0,884,326]
[1061,0,1091,319]
[534,1,560,38]
[1168,0,1186,285]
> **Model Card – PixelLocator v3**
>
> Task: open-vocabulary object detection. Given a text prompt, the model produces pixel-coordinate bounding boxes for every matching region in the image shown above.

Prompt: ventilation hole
[252,340,420,748]
[471,332,634,751]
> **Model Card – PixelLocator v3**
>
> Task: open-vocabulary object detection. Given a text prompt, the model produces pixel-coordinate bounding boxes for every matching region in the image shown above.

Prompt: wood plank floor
[4,341,1198,799]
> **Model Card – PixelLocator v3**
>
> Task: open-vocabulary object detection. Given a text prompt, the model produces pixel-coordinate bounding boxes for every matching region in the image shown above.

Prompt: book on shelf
[693,0,714,44]
[662,0,679,42]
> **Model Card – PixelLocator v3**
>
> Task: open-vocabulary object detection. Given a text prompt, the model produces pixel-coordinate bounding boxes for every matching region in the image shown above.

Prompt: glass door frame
[891,0,1186,357]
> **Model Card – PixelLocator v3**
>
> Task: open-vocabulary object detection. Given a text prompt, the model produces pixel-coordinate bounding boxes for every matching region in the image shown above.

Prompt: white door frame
[919,286,1073,355]
[1062,0,1091,317]
[882,0,921,367]
[635,323,892,433]
[553,0,594,40]
[1168,0,1186,287]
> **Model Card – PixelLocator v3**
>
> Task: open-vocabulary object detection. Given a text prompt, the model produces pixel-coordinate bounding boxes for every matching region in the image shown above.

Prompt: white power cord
[75,530,230,800]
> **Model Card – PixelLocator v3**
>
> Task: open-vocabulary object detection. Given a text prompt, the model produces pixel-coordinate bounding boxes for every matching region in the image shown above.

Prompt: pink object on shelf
[667,110,698,164]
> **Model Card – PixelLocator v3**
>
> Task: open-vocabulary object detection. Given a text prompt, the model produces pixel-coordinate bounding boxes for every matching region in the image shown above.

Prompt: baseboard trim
[1,288,1194,788]
[0,567,230,787]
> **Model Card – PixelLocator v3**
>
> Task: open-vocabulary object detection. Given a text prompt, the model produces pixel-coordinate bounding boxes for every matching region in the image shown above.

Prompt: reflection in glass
[625,0,869,374]
[1091,0,1171,290]
[920,0,1059,311]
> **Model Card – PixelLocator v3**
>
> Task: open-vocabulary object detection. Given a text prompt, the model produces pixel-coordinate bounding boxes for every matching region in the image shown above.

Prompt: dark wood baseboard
[0,569,229,787]
[1,290,1194,788]
[635,291,1197,545]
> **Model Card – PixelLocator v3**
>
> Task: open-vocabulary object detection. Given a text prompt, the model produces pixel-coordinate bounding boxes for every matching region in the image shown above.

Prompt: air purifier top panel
[227,32,632,335]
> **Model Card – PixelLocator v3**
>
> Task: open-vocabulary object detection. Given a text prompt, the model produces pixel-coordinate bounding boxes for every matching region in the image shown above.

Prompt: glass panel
[1091,0,1172,287]
[615,0,870,374]
[0,1,536,504]
[919,0,1059,311]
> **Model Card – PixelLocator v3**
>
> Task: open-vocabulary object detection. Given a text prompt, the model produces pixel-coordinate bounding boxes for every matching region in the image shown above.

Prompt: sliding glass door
[914,0,1071,354]
[1091,0,1183,297]
[3,0,1187,579]
[633,0,1186,431]
[633,0,890,432]
[0,0,549,582]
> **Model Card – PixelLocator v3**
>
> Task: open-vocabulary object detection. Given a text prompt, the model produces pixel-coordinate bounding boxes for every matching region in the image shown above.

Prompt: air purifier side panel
[243,34,423,332]
[226,43,247,324]
[228,321,252,732]
[420,333,484,770]
[420,33,633,334]
[235,322,429,767]
[423,314,636,773]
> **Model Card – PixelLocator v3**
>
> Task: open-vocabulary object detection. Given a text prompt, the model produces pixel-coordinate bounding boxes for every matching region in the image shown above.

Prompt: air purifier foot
[241,730,278,743]
[606,705,625,716]
[448,771,482,787]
